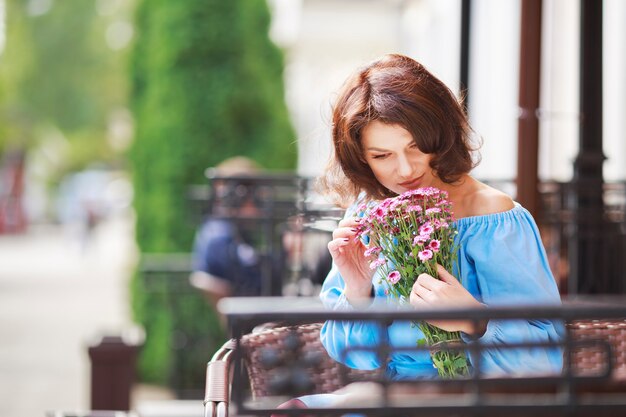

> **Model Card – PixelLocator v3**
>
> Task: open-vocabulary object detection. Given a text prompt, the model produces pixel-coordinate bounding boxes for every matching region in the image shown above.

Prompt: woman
[276,53,563,413]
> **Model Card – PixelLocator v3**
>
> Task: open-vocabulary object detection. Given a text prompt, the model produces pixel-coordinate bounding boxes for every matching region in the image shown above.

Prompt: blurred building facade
[268,0,626,184]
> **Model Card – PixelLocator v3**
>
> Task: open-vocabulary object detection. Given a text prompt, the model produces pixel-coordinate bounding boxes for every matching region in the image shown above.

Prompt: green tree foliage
[0,0,131,173]
[0,0,37,152]
[130,0,295,253]
[129,0,296,388]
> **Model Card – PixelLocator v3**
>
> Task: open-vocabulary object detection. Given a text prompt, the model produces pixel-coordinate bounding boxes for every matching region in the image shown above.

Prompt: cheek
[369,164,393,185]
[411,153,432,167]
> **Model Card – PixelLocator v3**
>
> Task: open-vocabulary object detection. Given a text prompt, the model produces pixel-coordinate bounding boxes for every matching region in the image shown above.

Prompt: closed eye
[371,154,389,160]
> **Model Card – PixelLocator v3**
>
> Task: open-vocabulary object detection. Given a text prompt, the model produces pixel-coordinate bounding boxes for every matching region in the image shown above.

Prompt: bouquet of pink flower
[355,187,469,378]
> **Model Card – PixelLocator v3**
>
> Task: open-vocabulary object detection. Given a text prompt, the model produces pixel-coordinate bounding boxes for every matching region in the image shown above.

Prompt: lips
[398,175,423,189]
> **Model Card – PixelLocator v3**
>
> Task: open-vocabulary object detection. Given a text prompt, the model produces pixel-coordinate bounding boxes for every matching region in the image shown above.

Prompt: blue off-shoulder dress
[298,202,564,408]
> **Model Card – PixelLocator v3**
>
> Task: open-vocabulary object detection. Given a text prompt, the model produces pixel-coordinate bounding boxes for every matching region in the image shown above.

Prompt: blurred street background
[0,211,140,417]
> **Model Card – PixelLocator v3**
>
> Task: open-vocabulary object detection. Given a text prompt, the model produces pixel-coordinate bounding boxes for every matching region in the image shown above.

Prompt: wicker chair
[203,322,375,417]
[203,320,626,417]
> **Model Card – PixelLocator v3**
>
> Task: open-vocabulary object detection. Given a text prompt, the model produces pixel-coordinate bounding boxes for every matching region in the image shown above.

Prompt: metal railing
[216,296,626,416]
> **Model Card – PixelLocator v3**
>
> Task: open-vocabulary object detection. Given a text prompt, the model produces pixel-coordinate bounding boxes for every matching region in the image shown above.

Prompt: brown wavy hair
[318,54,479,207]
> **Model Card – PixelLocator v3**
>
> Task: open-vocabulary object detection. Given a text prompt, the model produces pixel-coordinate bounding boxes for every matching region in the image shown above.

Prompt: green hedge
[129,0,296,389]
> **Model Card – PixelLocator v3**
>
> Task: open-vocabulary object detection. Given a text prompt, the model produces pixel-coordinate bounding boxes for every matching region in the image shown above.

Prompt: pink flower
[421,187,439,196]
[387,270,401,284]
[419,223,434,236]
[407,204,422,213]
[364,246,382,257]
[374,207,386,218]
[432,219,449,229]
[413,235,427,246]
[425,207,442,215]
[428,239,440,252]
[389,199,402,211]
[369,258,387,270]
[418,249,433,262]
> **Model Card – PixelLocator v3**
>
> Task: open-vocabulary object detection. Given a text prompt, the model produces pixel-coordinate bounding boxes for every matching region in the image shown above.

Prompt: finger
[332,225,361,240]
[436,264,459,285]
[409,290,428,306]
[416,273,445,291]
[327,238,350,255]
[337,217,363,228]
[412,280,431,300]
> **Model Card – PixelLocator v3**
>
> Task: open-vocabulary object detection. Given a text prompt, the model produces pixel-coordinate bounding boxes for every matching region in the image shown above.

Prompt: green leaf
[453,357,468,368]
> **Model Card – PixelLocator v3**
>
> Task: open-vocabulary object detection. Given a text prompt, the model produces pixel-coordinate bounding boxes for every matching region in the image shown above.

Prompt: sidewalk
[0,213,151,417]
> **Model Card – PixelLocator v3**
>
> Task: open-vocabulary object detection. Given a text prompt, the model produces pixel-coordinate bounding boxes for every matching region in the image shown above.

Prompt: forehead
[361,121,414,149]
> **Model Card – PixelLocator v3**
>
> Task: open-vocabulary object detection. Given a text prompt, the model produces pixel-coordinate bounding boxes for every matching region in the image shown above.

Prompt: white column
[603,0,626,182]
[400,0,461,95]
[538,0,580,182]
[467,0,521,181]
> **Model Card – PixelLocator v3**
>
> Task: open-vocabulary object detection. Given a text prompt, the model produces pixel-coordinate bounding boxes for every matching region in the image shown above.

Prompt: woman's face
[361,121,439,195]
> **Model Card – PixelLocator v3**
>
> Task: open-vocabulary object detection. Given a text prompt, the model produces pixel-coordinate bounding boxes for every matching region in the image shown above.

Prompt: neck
[434,174,473,207]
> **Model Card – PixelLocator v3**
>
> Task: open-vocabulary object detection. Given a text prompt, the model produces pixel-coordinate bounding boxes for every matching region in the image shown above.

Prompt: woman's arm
[319,201,388,370]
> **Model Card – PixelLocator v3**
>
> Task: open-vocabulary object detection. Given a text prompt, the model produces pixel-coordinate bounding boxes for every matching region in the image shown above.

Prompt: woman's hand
[409,264,486,336]
[327,217,374,304]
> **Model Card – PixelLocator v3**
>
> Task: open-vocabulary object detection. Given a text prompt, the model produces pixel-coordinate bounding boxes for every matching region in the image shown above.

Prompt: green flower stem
[417,321,470,378]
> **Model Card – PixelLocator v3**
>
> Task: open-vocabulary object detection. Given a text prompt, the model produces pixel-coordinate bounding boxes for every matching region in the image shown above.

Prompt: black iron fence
[536,180,626,295]
[190,175,626,297]
[188,172,341,297]
[139,253,224,399]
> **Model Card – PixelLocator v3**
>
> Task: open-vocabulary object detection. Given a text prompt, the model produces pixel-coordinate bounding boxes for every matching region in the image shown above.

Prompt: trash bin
[88,334,141,411]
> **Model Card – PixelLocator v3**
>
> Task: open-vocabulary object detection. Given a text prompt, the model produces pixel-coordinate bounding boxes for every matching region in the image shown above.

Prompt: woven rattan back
[241,322,376,398]
[568,319,626,379]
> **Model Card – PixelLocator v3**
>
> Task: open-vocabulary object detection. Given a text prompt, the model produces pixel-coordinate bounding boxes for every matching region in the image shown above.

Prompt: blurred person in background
[191,156,335,308]
[189,156,265,307]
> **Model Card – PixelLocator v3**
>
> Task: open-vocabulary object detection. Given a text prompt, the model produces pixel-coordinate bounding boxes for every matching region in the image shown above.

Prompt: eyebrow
[366,142,416,152]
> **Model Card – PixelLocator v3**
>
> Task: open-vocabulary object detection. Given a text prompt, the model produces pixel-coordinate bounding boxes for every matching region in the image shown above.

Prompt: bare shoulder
[455,179,515,218]
[469,184,515,216]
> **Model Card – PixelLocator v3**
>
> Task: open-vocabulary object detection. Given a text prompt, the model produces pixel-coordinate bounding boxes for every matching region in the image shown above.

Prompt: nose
[397,154,414,179]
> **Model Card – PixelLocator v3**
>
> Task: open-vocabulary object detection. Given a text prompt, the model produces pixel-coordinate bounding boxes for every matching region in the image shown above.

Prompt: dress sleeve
[319,264,389,370]
[458,207,565,376]
[319,199,388,370]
